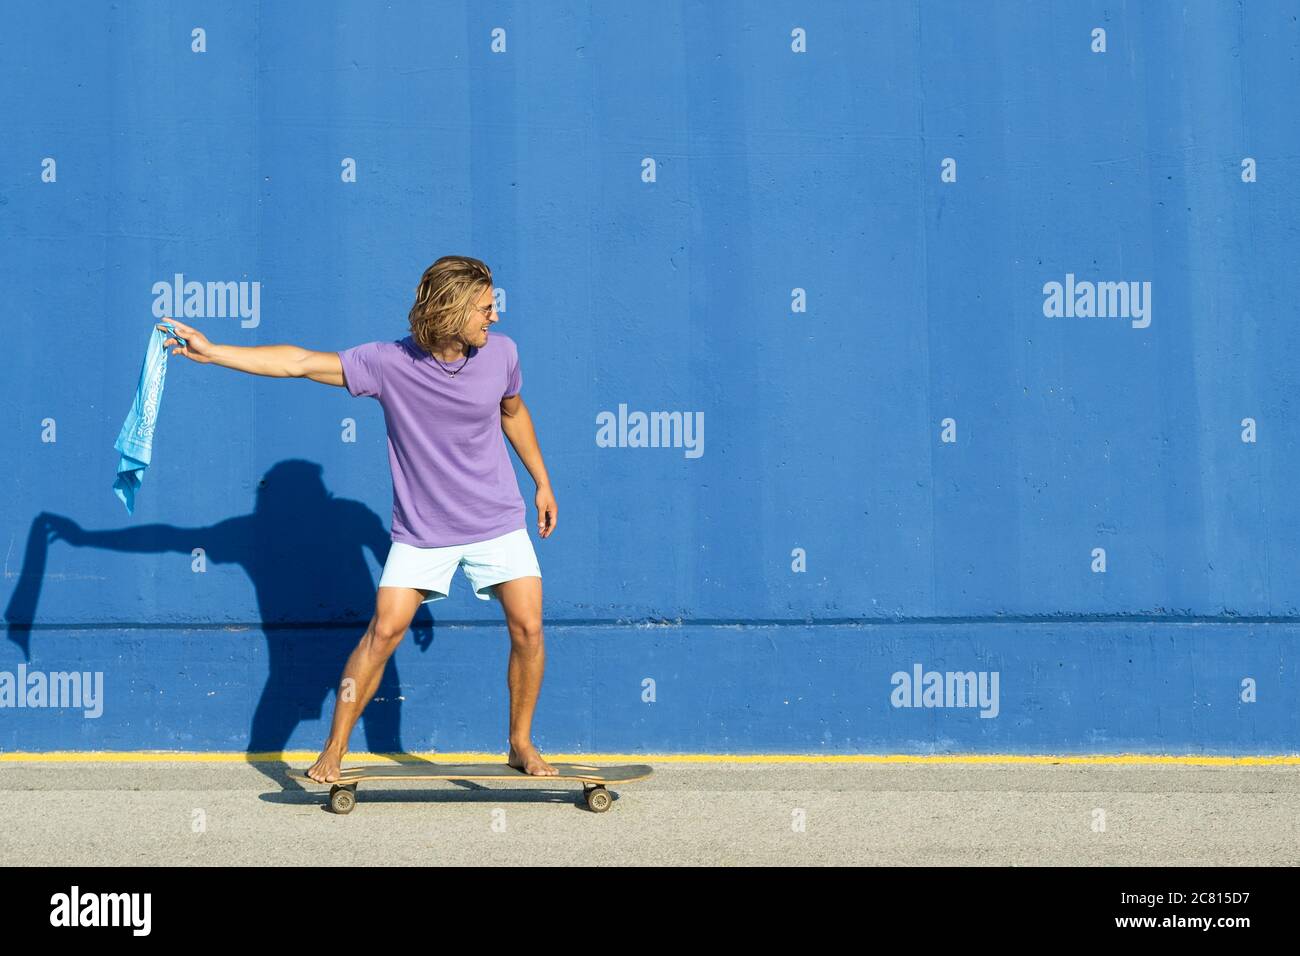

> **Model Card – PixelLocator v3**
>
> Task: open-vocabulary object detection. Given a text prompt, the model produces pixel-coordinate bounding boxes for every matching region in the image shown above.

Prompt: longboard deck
[290,762,653,786]
[288,762,652,814]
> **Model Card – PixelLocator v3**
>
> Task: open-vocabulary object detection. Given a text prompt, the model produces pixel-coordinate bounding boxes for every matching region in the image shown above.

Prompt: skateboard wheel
[585,786,612,813]
[329,784,357,815]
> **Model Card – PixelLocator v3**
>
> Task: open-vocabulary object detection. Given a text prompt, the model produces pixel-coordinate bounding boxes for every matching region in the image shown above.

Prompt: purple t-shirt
[337,332,525,548]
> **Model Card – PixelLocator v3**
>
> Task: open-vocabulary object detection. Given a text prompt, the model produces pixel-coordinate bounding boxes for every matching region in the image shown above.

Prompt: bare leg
[493,575,556,776]
[306,586,428,783]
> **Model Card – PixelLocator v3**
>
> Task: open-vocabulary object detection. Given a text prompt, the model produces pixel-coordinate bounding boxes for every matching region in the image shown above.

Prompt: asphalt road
[1,759,1296,866]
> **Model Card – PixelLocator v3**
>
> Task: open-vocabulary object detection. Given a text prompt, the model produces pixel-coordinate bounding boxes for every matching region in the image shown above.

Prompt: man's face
[464,286,498,348]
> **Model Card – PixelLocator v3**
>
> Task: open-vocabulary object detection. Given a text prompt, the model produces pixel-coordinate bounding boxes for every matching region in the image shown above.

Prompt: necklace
[430,346,473,376]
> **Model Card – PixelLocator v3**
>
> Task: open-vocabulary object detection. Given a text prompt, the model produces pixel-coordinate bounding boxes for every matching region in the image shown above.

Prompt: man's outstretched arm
[156,318,345,386]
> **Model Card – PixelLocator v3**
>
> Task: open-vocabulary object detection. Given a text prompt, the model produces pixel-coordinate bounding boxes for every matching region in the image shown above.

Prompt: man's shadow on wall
[3,459,434,788]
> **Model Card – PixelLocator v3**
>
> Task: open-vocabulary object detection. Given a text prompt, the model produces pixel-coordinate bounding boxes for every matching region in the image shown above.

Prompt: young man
[157,255,558,782]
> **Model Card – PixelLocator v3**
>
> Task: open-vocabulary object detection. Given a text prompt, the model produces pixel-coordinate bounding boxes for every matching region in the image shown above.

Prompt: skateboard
[289,762,654,814]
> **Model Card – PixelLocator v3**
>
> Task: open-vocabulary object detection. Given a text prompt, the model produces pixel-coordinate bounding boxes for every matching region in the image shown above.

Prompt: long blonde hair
[408,255,493,355]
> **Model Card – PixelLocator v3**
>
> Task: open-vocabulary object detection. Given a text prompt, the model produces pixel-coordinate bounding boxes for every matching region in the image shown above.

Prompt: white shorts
[378,528,541,604]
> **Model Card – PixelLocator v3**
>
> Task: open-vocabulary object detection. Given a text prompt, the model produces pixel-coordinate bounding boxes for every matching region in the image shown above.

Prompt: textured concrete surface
[1,760,1297,866]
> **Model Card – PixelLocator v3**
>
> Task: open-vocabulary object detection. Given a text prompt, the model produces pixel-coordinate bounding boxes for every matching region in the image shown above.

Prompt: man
[157,255,559,782]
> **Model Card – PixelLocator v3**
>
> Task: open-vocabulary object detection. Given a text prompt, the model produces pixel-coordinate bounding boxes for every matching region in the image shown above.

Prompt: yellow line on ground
[0,752,1297,766]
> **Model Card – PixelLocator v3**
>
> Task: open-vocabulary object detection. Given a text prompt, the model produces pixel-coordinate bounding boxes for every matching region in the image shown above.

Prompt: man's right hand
[157,317,216,364]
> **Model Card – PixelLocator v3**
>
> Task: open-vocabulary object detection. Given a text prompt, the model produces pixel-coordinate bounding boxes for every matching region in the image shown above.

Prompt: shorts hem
[378,583,448,604]
[472,572,542,601]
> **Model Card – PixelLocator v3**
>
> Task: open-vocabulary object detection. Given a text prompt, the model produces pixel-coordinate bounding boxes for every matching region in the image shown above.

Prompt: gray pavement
[1,761,1297,866]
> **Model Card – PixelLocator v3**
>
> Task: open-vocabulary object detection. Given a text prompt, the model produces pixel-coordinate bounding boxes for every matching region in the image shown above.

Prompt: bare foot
[507,740,557,776]
[306,744,347,783]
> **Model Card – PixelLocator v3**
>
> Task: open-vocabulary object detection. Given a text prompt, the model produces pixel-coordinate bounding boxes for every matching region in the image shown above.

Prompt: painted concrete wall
[3,1,1298,752]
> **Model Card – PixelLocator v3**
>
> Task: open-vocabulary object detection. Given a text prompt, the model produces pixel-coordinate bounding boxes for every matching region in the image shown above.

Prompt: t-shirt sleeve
[337,341,385,399]
[503,340,521,398]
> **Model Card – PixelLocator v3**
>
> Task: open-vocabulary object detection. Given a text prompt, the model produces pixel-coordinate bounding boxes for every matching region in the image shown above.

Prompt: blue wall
[3,1,1298,753]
